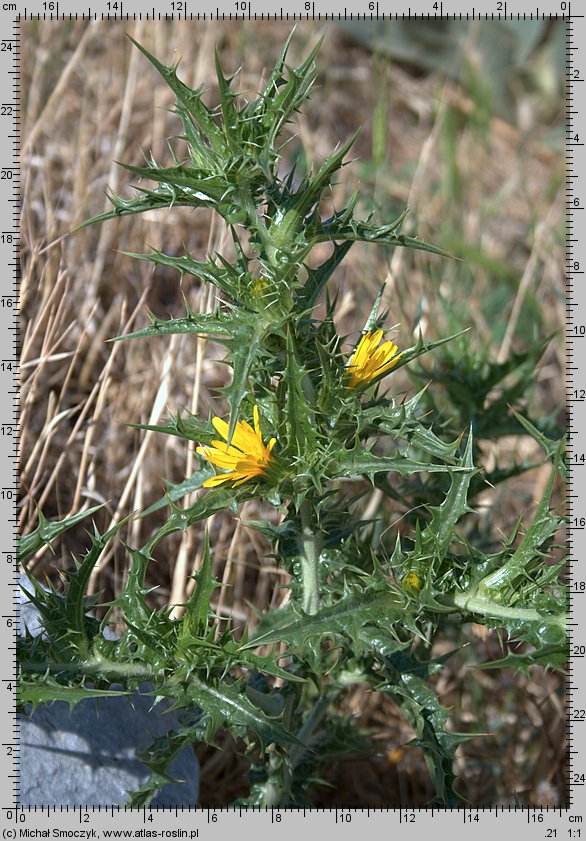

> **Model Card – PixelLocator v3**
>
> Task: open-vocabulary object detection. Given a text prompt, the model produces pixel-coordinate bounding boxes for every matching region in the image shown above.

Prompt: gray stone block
[18,575,200,807]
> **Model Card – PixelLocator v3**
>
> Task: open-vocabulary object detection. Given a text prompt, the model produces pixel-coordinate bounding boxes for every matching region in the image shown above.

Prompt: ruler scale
[9,11,19,813]
[8,2,580,837]
[568,3,578,821]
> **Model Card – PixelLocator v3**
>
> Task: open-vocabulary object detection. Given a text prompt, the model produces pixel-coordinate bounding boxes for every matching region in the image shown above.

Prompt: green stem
[260,696,333,807]
[289,694,332,769]
[241,188,272,253]
[451,590,568,633]
[260,752,290,807]
[299,499,321,616]
[20,654,154,683]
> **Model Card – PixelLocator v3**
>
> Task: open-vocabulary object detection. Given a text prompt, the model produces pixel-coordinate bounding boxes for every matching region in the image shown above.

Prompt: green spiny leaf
[361,280,389,333]
[179,531,215,639]
[142,488,242,556]
[263,39,321,153]
[121,248,242,298]
[420,433,476,560]
[220,322,266,443]
[214,50,239,149]
[377,671,468,806]
[284,325,318,455]
[77,185,218,231]
[116,546,153,627]
[477,439,564,599]
[372,329,470,386]
[140,466,214,519]
[292,131,359,219]
[475,643,567,674]
[242,586,405,651]
[332,443,470,481]
[127,36,225,151]
[170,674,305,751]
[298,241,353,311]
[511,409,568,481]
[112,311,247,343]
[314,213,453,259]
[64,516,132,656]
[233,647,306,683]
[19,678,127,714]
[127,721,203,808]
[18,505,105,564]
[118,162,230,201]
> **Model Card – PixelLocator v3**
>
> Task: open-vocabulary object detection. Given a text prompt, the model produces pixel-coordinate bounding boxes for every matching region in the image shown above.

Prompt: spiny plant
[19,33,567,807]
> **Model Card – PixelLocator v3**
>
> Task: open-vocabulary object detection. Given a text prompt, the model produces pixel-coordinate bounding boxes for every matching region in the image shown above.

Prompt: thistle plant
[19,33,567,807]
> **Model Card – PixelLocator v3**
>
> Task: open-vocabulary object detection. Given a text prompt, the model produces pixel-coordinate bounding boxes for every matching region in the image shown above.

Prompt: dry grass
[20,19,566,806]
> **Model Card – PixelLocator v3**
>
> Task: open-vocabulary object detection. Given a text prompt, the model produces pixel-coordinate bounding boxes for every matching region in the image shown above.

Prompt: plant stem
[451,590,568,633]
[260,752,290,808]
[20,655,154,683]
[241,187,272,253]
[299,499,321,616]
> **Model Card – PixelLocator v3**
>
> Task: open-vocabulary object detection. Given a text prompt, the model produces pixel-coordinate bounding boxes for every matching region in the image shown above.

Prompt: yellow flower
[251,276,269,297]
[402,571,422,592]
[346,329,402,387]
[196,405,276,488]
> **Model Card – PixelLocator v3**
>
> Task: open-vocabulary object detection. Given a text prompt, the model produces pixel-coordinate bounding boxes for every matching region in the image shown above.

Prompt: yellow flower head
[402,571,422,593]
[196,405,276,488]
[251,276,269,297]
[346,329,402,388]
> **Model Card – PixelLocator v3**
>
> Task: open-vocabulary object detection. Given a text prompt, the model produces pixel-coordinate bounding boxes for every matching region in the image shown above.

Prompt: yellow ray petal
[347,330,401,387]
[202,472,233,488]
[211,416,229,440]
[199,405,276,488]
